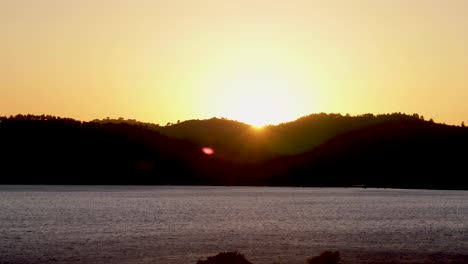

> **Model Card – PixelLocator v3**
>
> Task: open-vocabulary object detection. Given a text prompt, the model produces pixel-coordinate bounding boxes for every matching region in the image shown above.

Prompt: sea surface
[0,185,467,264]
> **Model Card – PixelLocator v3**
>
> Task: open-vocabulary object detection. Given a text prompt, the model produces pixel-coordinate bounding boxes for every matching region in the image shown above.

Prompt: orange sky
[1,0,467,126]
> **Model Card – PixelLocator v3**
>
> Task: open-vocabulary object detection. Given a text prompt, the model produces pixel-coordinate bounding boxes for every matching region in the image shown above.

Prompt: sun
[195,45,322,127]
[214,64,316,127]
[221,73,297,127]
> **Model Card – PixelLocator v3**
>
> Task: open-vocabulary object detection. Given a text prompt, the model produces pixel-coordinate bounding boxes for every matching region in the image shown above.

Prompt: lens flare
[202,147,214,155]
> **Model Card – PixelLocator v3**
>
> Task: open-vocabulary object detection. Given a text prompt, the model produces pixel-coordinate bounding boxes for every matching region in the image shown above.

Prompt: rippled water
[1,186,467,264]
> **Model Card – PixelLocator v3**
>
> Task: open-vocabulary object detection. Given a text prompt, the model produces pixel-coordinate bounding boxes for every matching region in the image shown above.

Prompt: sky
[1,0,468,126]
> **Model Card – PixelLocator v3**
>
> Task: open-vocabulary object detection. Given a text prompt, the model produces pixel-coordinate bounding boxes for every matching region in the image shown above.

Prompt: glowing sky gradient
[1,0,468,126]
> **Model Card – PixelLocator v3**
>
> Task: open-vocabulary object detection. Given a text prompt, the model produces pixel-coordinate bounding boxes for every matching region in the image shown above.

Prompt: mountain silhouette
[1,113,467,189]
[0,115,234,185]
[260,118,468,189]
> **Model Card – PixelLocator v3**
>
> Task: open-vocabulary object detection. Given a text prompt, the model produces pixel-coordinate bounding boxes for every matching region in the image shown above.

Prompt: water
[0,186,467,264]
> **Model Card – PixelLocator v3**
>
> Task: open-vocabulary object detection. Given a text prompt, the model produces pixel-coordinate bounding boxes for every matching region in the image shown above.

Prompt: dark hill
[0,115,236,185]
[156,118,278,163]
[1,113,467,189]
[261,119,468,189]
[151,113,440,163]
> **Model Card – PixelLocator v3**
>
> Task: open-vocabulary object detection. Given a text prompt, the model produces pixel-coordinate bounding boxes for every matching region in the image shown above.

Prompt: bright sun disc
[216,69,313,127]
[198,46,321,127]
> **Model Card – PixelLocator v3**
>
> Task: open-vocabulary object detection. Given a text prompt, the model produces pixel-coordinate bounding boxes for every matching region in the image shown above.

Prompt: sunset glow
[1,0,468,126]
